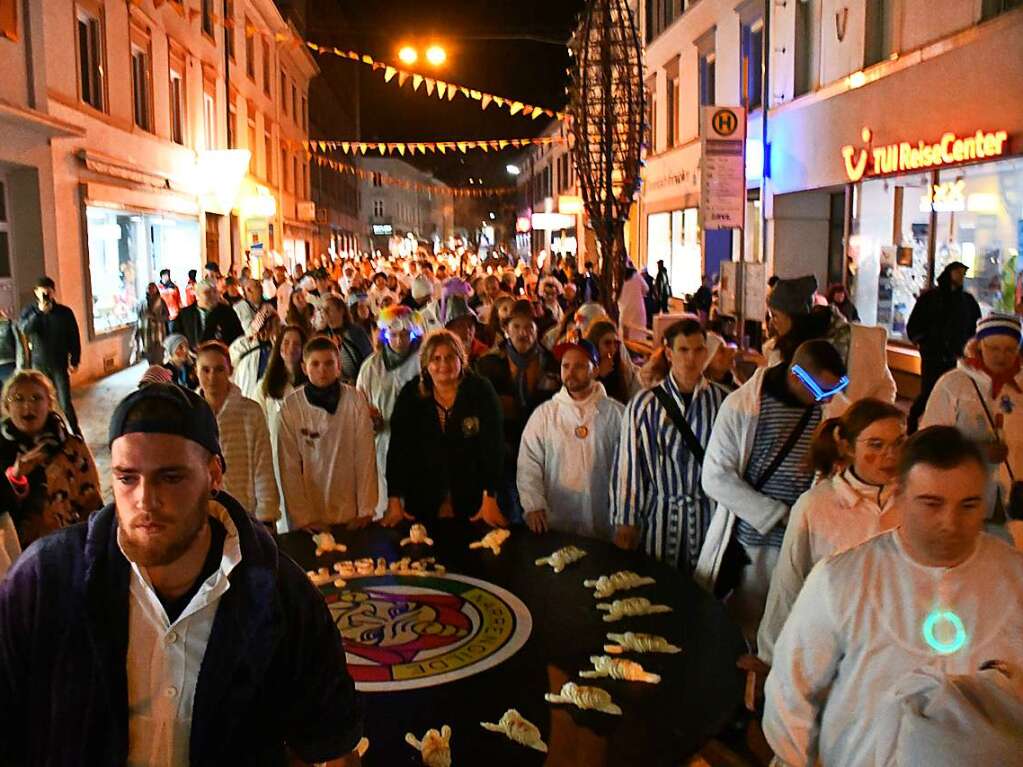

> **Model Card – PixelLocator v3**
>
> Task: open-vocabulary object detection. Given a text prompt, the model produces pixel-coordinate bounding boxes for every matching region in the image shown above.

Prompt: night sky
[309,0,586,185]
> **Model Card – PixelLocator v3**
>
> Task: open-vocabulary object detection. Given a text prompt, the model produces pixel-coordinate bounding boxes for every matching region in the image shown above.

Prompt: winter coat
[210,385,279,523]
[0,492,363,766]
[906,265,981,362]
[135,295,169,366]
[19,302,80,371]
[229,335,272,401]
[171,303,244,350]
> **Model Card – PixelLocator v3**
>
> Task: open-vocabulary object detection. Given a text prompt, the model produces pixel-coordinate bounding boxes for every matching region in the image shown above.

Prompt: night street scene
[0,0,1022,765]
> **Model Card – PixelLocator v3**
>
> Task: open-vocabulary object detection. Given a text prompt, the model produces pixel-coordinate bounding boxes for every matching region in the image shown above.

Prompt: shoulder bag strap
[967,376,1016,482]
[753,407,816,492]
[650,385,705,463]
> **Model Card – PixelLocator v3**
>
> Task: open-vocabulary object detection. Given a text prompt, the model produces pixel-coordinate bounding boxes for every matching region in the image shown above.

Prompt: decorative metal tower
[567,0,645,318]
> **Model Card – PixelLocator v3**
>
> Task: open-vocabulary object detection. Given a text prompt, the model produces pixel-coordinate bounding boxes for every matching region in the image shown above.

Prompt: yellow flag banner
[305,41,566,121]
[311,155,515,198]
[304,136,566,156]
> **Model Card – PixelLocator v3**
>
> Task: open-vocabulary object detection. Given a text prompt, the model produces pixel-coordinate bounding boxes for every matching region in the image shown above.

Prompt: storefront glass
[85,206,200,334]
[646,208,701,297]
[850,156,1023,340]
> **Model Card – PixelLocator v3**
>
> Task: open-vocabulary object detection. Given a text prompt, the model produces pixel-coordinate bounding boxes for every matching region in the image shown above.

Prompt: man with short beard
[517,340,624,539]
[0,384,364,765]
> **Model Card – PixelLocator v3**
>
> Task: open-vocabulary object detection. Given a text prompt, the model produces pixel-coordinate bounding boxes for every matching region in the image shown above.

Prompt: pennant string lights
[312,155,515,198]
[306,42,566,121]
[304,136,566,156]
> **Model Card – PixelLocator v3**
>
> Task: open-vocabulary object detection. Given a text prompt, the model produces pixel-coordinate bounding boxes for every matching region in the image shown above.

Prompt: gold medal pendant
[575,425,589,439]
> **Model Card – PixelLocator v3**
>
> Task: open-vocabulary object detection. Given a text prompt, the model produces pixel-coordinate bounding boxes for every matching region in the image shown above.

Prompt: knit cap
[411,275,434,300]
[162,333,189,359]
[768,275,819,316]
[976,313,1021,343]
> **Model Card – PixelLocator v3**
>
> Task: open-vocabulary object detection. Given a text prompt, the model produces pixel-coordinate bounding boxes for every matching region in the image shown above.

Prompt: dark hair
[261,324,308,400]
[418,330,467,397]
[826,283,848,303]
[303,335,341,359]
[809,398,905,476]
[286,291,314,334]
[196,340,231,364]
[322,293,351,331]
[37,276,55,289]
[791,339,847,377]
[188,269,197,280]
[776,307,836,363]
[897,426,986,485]
[159,268,171,277]
[768,275,780,288]
[663,318,706,348]
[503,299,535,326]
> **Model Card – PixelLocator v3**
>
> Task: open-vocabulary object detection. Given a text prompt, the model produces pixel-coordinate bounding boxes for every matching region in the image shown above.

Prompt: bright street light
[506,164,521,175]
[425,45,447,66]
[398,46,418,65]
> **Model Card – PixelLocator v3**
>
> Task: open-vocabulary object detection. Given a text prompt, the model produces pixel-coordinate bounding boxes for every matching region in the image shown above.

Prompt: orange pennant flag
[424,78,435,96]
[384,66,397,82]
[437,82,447,99]
[509,102,524,115]
[398,72,409,88]
[412,74,423,91]
[481,94,492,110]
[523,106,534,117]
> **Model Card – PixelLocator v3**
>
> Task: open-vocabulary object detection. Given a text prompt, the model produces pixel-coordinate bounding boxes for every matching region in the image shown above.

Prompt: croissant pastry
[312,532,347,557]
[545,682,622,715]
[333,560,356,578]
[401,523,434,547]
[583,571,656,599]
[405,724,452,767]
[354,558,375,575]
[604,632,681,655]
[596,597,672,622]
[355,737,369,757]
[469,528,511,555]
[480,709,548,752]
[580,655,661,684]
[535,545,587,573]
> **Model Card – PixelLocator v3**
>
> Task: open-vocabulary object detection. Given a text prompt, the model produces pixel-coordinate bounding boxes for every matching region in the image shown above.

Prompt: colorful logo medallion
[324,573,532,692]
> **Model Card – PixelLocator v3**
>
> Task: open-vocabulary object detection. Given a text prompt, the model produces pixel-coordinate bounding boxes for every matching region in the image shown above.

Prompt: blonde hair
[418,329,467,397]
[2,369,59,418]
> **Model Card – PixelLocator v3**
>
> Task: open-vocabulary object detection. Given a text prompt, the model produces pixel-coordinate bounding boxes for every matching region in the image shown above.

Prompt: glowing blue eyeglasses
[791,364,850,402]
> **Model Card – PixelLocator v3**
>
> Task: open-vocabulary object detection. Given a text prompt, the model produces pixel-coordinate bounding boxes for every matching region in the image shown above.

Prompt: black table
[279,522,745,767]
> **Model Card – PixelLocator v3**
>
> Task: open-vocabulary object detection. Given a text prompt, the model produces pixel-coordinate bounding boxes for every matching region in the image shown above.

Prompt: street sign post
[700,106,747,230]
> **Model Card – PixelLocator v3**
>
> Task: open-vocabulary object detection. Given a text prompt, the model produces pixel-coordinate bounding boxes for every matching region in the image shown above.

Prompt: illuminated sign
[372,224,393,236]
[842,127,1009,182]
[558,195,584,216]
[531,212,575,231]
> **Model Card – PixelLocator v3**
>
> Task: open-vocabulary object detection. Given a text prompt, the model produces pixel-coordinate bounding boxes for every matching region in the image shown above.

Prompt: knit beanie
[767,275,819,316]
[411,274,434,301]
[976,313,1022,343]
[163,333,189,359]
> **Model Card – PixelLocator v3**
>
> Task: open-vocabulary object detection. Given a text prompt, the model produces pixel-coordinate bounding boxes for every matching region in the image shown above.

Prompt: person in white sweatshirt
[764,426,1023,767]
[356,306,423,518]
[276,336,378,531]
[517,339,624,540]
[757,397,906,664]
[196,341,279,526]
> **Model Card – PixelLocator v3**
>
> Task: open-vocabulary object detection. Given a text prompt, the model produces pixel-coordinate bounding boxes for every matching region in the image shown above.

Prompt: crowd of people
[0,246,1021,765]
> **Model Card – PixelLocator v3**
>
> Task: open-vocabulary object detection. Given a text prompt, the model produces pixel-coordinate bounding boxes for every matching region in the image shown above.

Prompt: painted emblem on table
[461,417,480,437]
[323,573,532,691]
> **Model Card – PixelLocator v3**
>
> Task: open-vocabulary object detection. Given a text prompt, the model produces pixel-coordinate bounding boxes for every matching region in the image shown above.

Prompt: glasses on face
[791,364,850,403]
[6,393,46,406]
[858,436,906,454]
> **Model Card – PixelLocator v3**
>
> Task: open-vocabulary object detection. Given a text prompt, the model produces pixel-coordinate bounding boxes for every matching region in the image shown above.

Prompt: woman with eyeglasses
[757,398,906,664]
[0,370,102,556]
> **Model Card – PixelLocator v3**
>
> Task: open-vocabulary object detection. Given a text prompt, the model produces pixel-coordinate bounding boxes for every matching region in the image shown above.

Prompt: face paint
[922,610,967,655]
[791,364,850,402]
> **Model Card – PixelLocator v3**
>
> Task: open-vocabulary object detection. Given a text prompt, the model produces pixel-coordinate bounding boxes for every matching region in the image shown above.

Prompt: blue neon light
[791,365,850,402]
[922,610,967,655]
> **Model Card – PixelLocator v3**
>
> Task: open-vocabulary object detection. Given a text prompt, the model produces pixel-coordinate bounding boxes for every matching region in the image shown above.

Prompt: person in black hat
[0,383,364,765]
[19,275,82,434]
[906,261,981,432]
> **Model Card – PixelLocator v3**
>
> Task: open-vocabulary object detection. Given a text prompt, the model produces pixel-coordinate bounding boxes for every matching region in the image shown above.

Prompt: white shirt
[124,503,242,767]
[764,530,1023,767]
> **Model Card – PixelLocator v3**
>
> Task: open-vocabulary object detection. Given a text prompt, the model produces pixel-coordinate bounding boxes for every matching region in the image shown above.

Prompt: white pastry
[583,571,656,599]
[405,724,452,767]
[480,709,548,752]
[312,532,347,557]
[596,597,672,622]
[401,523,434,547]
[469,528,511,555]
[604,632,681,655]
[580,655,661,684]
[544,682,622,715]
[534,545,587,573]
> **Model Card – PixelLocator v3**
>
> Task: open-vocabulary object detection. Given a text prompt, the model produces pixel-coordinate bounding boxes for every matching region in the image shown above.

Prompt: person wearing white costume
[229,304,279,401]
[763,426,1023,767]
[921,312,1023,512]
[616,265,649,342]
[276,336,378,530]
[757,398,906,664]
[517,339,624,540]
[356,306,423,518]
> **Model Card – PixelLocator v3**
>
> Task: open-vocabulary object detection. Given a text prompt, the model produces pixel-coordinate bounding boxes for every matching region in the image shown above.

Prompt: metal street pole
[223,0,236,273]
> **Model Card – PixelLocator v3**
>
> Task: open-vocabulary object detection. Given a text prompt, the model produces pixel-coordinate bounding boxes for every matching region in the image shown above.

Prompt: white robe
[228,335,266,401]
[758,469,898,663]
[617,271,649,341]
[764,531,1023,767]
[276,385,378,529]
[517,384,624,540]
[355,348,421,517]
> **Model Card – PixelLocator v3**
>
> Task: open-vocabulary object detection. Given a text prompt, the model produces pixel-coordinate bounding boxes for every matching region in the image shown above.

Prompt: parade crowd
[0,248,1021,766]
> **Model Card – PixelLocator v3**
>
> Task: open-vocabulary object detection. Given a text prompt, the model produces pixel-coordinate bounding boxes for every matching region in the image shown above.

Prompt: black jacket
[19,302,80,370]
[171,302,244,349]
[387,373,503,520]
[0,492,363,766]
[906,265,981,362]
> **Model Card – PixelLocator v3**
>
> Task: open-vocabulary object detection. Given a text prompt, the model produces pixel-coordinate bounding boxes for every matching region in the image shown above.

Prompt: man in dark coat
[0,384,364,766]
[172,278,244,350]
[19,275,82,434]
[575,261,602,304]
[906,261,982,431]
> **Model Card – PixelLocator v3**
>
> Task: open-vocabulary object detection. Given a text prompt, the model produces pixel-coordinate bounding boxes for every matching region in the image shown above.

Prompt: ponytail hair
[808,398,905,476]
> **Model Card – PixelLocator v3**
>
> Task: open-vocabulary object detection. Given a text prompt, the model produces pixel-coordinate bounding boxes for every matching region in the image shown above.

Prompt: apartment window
[292,156,298,195]
[301,96,307,132]
[373,200,384,217]
[244,18,255,80]
[224,0,234,59]
[291,84,297,123]
[740,18,764,110]
[201,0,214,38]
[281,149,289,191]
[247,107,257,154]
[227,93,237,149]
[645,0,681,44]
[699,51,716,107]
[169,52,186,145]
[372,172,382,187]
[281,72,288,115]
[203,83,216,149]
[262,38,271,94]
[666,72,679,147]
[648,83,658,152]
[1,0,17,41]
[76,5,105,111]
[264,126,273,182]
[130,32,153,132]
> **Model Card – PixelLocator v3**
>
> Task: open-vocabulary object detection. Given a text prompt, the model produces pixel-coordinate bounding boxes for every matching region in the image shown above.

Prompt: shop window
[740,18,763,110]
[85,206,200,334]
[646,208,701,298]
[1,0,17,42]
[245,18,255,80]
[130,31,153,132]
[169,59,186,145]
[76,4,105,112]
[0,179,10,279]
[262,39,271,94]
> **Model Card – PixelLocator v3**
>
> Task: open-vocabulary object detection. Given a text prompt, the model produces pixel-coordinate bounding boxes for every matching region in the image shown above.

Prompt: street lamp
[505,164,521,176]
[398,46,418,65]
[425,45,447,66]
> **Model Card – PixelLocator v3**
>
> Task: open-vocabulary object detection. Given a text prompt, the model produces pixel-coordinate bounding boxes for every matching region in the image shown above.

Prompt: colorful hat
[553,339,600,367]
[976,313,1021,343]
[438,279,478,327]
[377,305,422,334]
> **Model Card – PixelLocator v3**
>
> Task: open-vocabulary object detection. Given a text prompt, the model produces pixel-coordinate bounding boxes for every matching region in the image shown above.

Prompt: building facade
[0,0,316,382]
[358,157,452,256]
